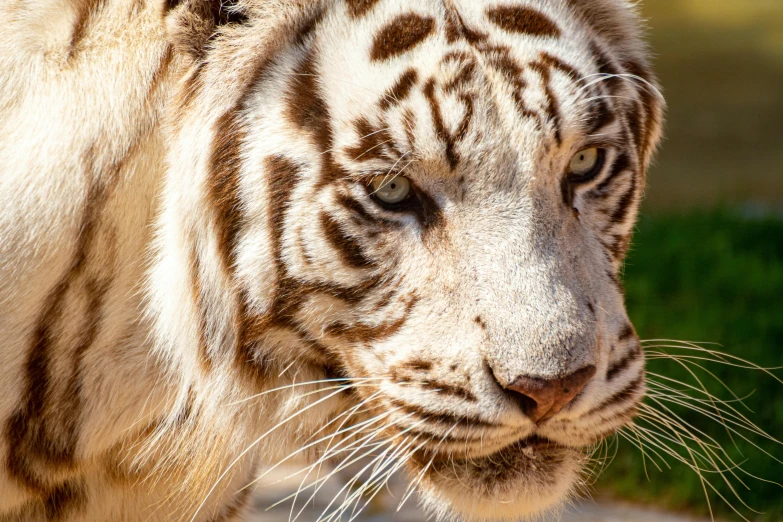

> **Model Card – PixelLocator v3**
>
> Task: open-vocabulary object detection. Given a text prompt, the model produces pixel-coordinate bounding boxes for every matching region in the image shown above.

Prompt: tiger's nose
[502,365,596,423]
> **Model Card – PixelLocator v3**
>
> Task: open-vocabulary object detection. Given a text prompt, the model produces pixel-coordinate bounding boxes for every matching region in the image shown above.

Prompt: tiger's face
[159,0,664,519]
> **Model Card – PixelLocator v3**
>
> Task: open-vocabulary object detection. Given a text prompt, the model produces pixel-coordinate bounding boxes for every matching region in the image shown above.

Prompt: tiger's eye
[569,148,600,177]
[370,176,411,204]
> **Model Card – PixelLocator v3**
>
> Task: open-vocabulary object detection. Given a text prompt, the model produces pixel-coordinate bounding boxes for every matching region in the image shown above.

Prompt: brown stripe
[265,155,301,267]
[44,480,86,521]
[309,276,384,305]
[420,380,478,402]
[234,155,303,371]
[319,211,376,269]
[373,288,397,311]
[344,0,380,18]
[286,49,347,190]
[326,295,417,343]
[613,233,632,260]
[59,275,112,464]
[444,0,487,44]
[379,68,419,110]
[205,0,249,28]
[344,117,392,162]
[208,111,247,275]
[482,45,538,120]
[454,94,473,142]
[606,269,625,294]
[401,108,417,152]
[69,0,106,56]
[537,52,580,80]
[414,184,445,232]
[335,193,375,223]
[486,5,560,38]
[422,79,460,170]
[370,13,435,62]
[345,0,381,18]
[400,359,432,372]
[528,61,562,144]
[146,45,174,101]
[444,62,476,94]
[177,61,207,116]
[5,145,125,493]
[286,51,329,142]
[188,241,213,371]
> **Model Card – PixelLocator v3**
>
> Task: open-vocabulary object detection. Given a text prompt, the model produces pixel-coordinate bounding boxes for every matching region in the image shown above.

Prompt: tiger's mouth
[406,431,585,521]
[413,434,573,469]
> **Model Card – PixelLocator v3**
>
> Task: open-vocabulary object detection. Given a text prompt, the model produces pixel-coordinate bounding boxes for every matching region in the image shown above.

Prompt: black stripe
[606,348,641,381]
[389,399,497,428]
[592,153,632,199]
[588,376,644,415]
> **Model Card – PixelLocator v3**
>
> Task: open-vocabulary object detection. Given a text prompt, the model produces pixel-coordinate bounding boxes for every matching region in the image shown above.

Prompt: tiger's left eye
[370,176,411,205]
[568,147,604,181]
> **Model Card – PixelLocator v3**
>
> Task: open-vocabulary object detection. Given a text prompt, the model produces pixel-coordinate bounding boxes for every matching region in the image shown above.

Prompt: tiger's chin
[412,439,582,521]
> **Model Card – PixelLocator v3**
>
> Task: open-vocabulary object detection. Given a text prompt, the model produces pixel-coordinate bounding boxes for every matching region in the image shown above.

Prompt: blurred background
[594,0,783,520]
[250,1,783,520]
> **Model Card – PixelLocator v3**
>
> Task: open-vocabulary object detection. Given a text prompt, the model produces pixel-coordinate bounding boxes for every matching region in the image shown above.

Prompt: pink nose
[505,365,596,423]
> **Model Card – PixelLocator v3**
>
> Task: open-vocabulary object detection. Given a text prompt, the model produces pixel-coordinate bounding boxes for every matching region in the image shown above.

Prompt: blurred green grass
[597,209,783,520]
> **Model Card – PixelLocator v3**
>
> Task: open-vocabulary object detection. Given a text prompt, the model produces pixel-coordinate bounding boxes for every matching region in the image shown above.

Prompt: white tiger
[0,0,664,520]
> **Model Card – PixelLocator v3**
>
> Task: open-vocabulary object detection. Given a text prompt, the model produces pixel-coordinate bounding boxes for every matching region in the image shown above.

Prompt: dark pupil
[580,154,585,161]
[390,183,397,189]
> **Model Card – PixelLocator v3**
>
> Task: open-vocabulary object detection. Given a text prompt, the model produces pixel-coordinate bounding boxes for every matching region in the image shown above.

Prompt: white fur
[0,0,663,520]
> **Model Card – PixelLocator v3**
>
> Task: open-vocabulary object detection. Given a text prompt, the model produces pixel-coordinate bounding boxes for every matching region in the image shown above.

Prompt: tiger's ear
[163,0,249,61]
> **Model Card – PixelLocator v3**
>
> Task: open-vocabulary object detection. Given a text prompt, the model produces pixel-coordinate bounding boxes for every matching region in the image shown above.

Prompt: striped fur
[0,0,664,520]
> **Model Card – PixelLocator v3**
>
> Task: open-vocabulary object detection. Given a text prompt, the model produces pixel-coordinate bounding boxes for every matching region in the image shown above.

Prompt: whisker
[645,379,774,444]
[279,413,415,518]
[228,377,383,406]
[311,419,426,521]
[638,402,762,519]
[238,406,391,495]
[641,340,783,382]
[398,422,459,511]
[189,386,349,522]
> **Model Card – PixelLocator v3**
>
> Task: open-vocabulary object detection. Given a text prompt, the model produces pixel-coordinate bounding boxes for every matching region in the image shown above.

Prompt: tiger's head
[152,0,664,519]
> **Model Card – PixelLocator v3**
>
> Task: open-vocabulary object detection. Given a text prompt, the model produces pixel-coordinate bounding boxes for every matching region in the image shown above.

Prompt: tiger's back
[0,0,664,520]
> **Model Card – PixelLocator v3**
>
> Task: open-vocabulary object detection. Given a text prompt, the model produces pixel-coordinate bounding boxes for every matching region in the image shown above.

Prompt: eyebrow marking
[371,13,436,62]
[485,5,561,38]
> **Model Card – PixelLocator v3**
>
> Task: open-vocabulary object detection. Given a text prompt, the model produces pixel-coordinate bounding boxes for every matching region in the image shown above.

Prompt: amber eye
[568,147,605,182]
[370,176,411,205]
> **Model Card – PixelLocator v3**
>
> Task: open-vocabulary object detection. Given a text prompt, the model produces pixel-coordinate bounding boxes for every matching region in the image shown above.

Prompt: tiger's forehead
[312,0,614,176]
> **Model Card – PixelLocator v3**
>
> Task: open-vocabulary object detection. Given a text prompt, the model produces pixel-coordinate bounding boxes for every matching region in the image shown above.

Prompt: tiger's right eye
[370,176,411,206]
[567,147,606,183]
